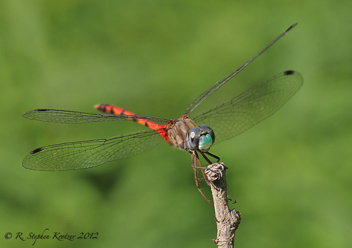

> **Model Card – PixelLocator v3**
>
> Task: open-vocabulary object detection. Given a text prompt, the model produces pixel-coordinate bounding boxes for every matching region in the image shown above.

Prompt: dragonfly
[23,24,303,206]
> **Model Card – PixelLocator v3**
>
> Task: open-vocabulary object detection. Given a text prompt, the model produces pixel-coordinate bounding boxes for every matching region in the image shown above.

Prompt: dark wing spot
[284,70,295,75]
[36,109,50,112]
[286,23,297,32]
[30,147,44,154]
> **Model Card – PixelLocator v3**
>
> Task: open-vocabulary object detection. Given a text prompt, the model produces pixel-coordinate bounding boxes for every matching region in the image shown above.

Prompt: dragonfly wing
[192,71,303,144]
[23,109,169,124]
[23,130,163,171]
[183,24,297,115]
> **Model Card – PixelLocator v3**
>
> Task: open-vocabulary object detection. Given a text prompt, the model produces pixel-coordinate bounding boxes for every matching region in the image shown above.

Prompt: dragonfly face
[187,125,215,153]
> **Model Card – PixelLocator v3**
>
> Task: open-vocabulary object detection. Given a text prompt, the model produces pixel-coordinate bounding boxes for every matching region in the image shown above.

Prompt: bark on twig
[205,163,241,248]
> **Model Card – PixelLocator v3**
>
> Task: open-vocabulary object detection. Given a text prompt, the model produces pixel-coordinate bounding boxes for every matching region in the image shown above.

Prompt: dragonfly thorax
[167,118,215,153]
[167,118,196,150]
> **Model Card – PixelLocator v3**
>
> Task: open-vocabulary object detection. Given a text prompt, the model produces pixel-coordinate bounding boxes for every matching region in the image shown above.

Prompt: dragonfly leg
[193,151,216,186]
[200,152,213,164]
[189,150,208,170]
[196,154,212,187]
[191,151,214,208]
[200,151,220,165]
[205,151,220,162]
[199,152,222,191]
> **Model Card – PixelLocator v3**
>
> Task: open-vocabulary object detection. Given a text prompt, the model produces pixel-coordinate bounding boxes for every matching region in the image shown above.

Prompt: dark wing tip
[286,23,298,32]
[30,147,44,154]
[23,109,50,118]
[284,70,295,75]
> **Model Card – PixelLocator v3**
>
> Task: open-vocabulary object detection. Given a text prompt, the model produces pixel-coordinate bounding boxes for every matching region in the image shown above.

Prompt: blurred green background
[1,0,351,247]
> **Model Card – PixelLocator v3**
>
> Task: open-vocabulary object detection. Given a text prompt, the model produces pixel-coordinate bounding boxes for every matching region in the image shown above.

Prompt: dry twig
[205,163,241,248]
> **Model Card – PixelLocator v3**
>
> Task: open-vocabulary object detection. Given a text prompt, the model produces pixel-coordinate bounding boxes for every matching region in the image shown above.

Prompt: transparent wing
[191,71,303,144]
[23,130,163,171]
[183,24,297,115]
[23,109,169,124]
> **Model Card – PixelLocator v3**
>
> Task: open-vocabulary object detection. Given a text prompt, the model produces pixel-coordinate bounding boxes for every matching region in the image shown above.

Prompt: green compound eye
[198,133,213,152]
[187,125,215,152]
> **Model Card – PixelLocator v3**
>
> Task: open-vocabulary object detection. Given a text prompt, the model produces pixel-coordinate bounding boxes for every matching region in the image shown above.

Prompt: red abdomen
[95,104,169,142]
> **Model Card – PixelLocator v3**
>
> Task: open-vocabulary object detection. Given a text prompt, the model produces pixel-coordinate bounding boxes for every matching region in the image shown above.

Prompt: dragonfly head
[187,125,215,152]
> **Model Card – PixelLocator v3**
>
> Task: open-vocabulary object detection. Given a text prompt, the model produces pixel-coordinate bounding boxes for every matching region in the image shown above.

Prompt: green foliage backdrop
[1,1,351,247]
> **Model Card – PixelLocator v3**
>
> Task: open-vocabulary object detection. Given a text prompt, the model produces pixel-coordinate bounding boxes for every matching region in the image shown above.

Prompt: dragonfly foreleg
[204,151,220,163]
[200,151,220,165]
[191,151,214,207]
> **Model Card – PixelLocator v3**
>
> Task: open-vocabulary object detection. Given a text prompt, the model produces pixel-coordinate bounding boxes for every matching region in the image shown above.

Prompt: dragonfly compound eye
[187,127,201,151]
[198,125,215,152]
[186,125,215,152]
